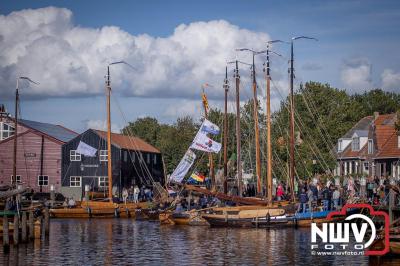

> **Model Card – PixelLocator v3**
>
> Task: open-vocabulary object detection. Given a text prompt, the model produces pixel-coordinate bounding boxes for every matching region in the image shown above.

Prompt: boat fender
[125,208,130,217]
[266,213,271,224]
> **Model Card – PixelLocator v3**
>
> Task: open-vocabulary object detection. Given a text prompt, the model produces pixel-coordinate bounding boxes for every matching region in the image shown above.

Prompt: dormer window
[352,137,360,151]
[368,139,373,154]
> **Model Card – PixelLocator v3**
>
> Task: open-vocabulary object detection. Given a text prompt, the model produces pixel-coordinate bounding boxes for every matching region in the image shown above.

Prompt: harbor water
[0,219,398,265]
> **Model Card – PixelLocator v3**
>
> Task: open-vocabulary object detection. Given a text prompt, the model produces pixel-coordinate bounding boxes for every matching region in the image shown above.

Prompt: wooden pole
[106,66,113,203]
[44,207,50,236]
[235,60,243,196]
[223,67,229,194]
[13,214,19,245]
[289,41,296,202]
[251,54,262,195]
[12,81,19,188]
[28,211,34,240]
[21,211,27,242]
[266,49,273,203]
[3,215,9,251]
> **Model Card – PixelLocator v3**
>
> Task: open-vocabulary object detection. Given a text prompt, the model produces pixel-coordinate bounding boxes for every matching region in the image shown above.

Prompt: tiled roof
[374,113,397,150]
[353,130,368,138]
[94,130,160,153]
[376,132,400,158]
[374,113,399,158]
[20,119,78,143]
[341,116,373,138]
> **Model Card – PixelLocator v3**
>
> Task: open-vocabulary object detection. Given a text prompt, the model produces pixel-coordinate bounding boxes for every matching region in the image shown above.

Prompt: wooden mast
[265,48,273,203]
[251,54,262,195]
[223,66,229,194]
[202,88,215,190]
[12,79,19,188]
[234,60,243,196]
[289,41,295,202]
[106,66,113,202]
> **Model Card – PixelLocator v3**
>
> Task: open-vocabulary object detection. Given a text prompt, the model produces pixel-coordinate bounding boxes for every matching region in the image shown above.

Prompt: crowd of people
[121,185,154,204]
[274,175,400,213]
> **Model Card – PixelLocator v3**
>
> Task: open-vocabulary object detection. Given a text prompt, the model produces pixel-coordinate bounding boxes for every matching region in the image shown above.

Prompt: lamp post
[13,77,39,187]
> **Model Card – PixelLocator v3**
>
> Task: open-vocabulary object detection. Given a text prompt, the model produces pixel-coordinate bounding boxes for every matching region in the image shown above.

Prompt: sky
[1,0,400,133]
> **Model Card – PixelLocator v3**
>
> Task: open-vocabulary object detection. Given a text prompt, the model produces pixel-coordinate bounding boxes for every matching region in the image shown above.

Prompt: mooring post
[21,211,27,242]
[44,207,50,236]
[3,215,10,251]
[13,214,19,245]
[28,211,34,240]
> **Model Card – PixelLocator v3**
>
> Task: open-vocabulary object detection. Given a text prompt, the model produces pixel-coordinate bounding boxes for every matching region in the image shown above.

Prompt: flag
[202,92,209,113]
[189,172,206,183]
[201,119,220,135]
[190,132,221,153]
[169,149,196,183]
[76,141,97,157]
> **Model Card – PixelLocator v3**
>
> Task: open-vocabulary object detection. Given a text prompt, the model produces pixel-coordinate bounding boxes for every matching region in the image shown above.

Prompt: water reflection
[0,219,398,265]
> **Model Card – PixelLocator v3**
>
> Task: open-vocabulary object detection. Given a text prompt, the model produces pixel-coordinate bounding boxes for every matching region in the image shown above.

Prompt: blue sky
[1,0,399,132]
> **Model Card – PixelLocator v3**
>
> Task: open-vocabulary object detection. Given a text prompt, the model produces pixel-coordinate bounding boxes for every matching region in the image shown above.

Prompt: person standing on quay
[133,185,140,203]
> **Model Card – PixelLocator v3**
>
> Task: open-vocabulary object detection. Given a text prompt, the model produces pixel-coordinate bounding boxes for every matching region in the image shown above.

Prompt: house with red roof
[335,112,400,178]
[61,129,164,200]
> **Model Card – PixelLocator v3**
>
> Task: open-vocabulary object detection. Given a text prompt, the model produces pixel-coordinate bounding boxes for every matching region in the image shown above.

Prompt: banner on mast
[201,119,220,135]
[190,132,221,153]
[76,141,97,157]
[169,149,197,183]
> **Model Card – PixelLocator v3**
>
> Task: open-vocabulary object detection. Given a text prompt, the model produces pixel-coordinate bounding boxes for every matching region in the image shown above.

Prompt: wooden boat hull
[50,207,116,218]
[159,211,175,225]
[135,209,160,221]
[253,211,337,228]
[202,207,286,228]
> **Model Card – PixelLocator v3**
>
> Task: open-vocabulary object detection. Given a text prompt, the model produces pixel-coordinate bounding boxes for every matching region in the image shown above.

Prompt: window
[38,175,49,186]
[70,150,81,161]
[99,177,108,187]
[0,122,15,140]
[147,153,150,164]
[124,151,128,162]
[368,139,374,154]
[338,140,342,152]
[131,152,135,162]
[364,162,369,171]
[153,154,157,164]
[100,150,108,162]
[352,137,360,151]
[70,176,81,187]
[10,175,21,184]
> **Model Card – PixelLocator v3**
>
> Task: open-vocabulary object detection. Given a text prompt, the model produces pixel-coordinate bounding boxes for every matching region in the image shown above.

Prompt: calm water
[0,219,398,265]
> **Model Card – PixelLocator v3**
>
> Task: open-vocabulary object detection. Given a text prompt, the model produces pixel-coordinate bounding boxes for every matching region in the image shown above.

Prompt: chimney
[373,112,379,120]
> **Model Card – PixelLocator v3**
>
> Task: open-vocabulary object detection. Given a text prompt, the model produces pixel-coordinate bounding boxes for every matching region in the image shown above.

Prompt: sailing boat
[50,62,147,219]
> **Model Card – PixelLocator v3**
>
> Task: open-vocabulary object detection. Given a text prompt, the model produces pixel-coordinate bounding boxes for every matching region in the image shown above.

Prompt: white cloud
[381,69,400,91]
[0,7,271,100]
[340,58,372,91]
[85,119,121,133]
